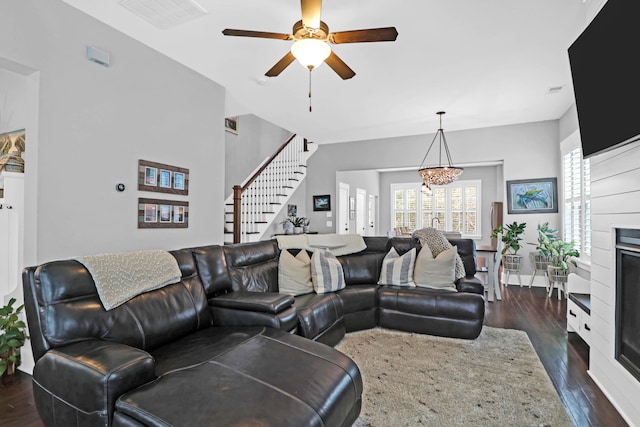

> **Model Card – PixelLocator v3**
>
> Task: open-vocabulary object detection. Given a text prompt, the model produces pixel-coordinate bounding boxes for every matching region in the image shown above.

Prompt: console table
[476,246,500,302]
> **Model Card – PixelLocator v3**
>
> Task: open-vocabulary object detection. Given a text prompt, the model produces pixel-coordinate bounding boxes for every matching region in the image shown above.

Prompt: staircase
[224,134,317,244]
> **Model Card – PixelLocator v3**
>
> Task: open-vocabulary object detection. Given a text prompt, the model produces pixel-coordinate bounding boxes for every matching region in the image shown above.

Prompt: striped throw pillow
[311,248,346,294]
[377,247,416,287]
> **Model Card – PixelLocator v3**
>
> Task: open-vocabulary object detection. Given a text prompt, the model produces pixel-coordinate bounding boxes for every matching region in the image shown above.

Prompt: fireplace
[615,228,640,382]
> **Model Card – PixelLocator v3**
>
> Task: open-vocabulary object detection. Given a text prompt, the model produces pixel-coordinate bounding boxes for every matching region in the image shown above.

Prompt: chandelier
[418,111,463,186]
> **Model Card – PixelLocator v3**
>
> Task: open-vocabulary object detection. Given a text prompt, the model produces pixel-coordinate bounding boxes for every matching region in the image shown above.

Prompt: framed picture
[159,204,172,222]
[144,204,158,223]
[159,169,172,188]
[225,116,239,134]
[349,210,355,220]
[287,204,297,217]
[173,206,185,223]
[313,195,331,211]
[139,198,189,228]
[174,172,185,190]
[139,160,189,195]
[144,167,157,186]
[506,177,558,214]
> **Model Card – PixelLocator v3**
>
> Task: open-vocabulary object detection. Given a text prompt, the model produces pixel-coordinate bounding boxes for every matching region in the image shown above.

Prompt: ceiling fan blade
[300,0,322,29]
[265,52,296,77]
[222,29,292,41]
[329,27,398,44]
[324,51,355,80]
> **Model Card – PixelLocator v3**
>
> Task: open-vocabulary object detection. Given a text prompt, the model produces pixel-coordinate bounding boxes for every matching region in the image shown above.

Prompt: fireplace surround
[615,228,640,383]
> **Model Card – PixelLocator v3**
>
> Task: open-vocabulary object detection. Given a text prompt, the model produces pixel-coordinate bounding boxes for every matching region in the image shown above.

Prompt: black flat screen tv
[568,0,640,158]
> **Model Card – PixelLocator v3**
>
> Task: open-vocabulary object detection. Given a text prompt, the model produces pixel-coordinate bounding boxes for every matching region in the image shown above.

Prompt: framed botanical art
[506,178,558,214]
[138,160,189,195]
[138,198,189,228]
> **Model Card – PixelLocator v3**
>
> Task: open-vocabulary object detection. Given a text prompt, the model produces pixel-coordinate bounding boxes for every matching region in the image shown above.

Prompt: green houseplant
[539,236,580,291]
[0,298,28,377]
[491,222,527,285]
[529,222,559,271]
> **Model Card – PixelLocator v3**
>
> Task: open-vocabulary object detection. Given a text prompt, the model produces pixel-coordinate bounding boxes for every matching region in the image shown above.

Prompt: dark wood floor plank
[0,284,628,427]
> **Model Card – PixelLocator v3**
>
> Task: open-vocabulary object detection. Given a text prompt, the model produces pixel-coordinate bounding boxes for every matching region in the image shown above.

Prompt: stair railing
[232,134,307,243]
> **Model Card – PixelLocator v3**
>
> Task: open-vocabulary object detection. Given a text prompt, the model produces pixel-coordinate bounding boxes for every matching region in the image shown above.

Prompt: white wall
[587,140,640,426]
[306,120,562,270]
[0,0,226,263]
[0,68,27,134]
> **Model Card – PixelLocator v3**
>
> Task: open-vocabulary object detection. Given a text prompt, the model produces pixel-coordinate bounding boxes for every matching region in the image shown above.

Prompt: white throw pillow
[414,245,458,291]
[311,248,346,294]
[378,247,416,287]
[278,249,313,296]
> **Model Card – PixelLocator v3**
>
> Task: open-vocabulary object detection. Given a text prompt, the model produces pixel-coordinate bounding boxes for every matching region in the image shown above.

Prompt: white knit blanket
[74,250,181,311]
[276,234,367,256]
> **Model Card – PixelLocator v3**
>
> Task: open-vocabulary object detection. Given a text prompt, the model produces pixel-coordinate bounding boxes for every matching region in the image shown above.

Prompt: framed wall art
[506,177,558,214]
[313,195,331,211]
[225,116,239,134]
[138,160,189,195]
[138,198,189,228]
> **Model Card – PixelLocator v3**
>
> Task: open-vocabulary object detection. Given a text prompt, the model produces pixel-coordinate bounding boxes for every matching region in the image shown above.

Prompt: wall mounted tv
[568,0,640,158]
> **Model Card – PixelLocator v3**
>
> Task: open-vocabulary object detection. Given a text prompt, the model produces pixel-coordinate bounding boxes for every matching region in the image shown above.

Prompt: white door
[367,195,378,236]
[356,188,366,235]
[338,183,350,234]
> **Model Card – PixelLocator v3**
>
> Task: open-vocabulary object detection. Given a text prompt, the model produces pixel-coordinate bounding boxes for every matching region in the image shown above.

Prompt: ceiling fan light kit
[290,39,331,69]
[418,112,464,186]
[221,0,398,110]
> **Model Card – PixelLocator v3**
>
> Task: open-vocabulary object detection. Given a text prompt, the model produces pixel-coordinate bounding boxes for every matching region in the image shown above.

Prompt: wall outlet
[326,220,333,227]
[327,211,332,218]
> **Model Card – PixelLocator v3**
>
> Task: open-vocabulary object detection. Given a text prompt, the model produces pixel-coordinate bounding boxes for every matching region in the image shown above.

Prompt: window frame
[560,131,591,263]
[390,180,482,239]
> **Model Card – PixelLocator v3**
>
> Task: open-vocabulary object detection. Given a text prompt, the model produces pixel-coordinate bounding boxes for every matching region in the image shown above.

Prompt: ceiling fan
[222,0,398,80]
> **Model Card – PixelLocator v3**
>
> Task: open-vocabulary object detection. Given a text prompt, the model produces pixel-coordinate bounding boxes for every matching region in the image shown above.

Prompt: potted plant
[529,222,558,271]
[302,218,311,233]
[0,298,28,377]
[281,216,294,234]
[539,237,580,286]
[491,222,527,272]
[291,217,306,234]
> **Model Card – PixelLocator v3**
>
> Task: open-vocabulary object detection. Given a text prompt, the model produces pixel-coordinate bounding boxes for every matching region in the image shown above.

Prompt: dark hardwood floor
[0,285,628,427]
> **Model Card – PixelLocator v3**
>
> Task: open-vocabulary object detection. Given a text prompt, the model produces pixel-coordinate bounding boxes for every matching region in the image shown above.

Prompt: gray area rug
[336,327,573,427]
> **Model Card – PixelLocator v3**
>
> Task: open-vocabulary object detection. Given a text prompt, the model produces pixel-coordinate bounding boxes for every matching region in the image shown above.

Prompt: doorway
[356,188,366,235]
[338,182,350,234]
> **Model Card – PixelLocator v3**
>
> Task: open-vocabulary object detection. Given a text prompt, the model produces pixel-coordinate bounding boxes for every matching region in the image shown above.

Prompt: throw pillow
[377,247,416,287]
[278,249,313,296]
[311,248,346,294]
[412,227,466,279]
[414,245,458,291]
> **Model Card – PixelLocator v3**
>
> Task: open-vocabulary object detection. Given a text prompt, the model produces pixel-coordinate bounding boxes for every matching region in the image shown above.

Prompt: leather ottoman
[114,327,362,427]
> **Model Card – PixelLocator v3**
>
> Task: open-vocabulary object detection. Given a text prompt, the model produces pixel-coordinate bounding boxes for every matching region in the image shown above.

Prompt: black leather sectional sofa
[22,236,485,427]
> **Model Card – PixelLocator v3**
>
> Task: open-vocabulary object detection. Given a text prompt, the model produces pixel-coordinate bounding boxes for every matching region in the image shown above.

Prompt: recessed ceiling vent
[119,0,207,30]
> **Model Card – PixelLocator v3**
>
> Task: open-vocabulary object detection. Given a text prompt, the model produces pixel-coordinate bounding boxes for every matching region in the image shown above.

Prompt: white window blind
[391,180,481,239]
[562,147,591,258]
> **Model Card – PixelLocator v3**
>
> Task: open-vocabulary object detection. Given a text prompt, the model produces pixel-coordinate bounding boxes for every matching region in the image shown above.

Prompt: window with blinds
[562,147,591,258]
[391,180,481,238]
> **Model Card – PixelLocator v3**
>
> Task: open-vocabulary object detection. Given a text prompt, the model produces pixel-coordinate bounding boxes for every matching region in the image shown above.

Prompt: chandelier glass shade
[418,111,463,186]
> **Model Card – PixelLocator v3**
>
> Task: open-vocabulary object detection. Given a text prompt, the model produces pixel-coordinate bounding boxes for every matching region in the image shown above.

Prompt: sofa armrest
[32,339,155,426]
[209,291,294,314]
[208,291,298,331]
[456,276,485,295]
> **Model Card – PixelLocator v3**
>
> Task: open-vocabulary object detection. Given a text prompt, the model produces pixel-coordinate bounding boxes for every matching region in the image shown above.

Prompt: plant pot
[547,266,570,283]
[303,226,310,233]
[1,348,17,376]
[503,254,522,271]
[530,252,552,271]
[282,222,293,235]
[294,227,304,234]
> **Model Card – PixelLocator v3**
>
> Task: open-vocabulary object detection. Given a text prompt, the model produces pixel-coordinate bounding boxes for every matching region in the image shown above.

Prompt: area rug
[336,327,573,427]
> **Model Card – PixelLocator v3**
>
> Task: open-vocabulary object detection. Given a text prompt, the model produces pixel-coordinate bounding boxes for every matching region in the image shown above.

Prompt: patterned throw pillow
[412,227,466,280]
[378,247,416,287]
[311,248,346,294]
[414,245,458,291]
[278,249,313,296]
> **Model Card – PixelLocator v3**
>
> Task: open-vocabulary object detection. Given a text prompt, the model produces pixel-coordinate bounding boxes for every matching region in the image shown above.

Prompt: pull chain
[308,68,313,112]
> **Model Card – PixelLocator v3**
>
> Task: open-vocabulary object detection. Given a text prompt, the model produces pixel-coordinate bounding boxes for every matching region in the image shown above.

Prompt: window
[561,134,591,259]
[391,180,481,239]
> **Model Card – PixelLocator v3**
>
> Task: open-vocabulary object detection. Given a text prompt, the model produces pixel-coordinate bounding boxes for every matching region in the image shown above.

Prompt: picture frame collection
[137,160,189,228]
